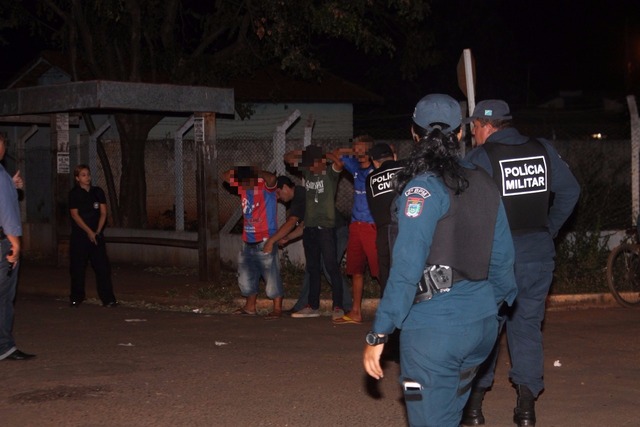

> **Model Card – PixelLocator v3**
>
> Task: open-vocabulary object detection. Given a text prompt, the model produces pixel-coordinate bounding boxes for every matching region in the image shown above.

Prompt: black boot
[513,385,536,426]
[461,387,486,426]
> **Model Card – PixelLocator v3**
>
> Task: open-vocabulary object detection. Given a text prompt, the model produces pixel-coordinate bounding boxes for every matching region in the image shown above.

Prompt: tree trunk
[114,113,162,228]
[81,113,122,226]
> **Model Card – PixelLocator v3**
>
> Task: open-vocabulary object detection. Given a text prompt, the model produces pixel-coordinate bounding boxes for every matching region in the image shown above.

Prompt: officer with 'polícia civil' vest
[365,142,404,294]
[462,100,580,427]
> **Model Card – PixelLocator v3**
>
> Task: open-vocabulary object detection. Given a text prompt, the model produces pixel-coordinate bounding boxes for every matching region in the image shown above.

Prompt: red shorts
[345,222,379,277]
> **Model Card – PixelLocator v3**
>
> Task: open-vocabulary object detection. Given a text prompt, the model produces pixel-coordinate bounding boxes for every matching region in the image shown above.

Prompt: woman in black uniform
[68,164,117,307]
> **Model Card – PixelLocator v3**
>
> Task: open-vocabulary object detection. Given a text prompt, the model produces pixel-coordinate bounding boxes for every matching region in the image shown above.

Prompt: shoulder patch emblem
[403,186,430,217]
[405,196,424,218]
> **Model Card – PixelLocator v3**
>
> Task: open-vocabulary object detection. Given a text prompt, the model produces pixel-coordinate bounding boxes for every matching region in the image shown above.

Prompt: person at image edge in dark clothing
[461,99,580,427]
[363,94,517,427]
[0,133,36,360]
[68,164,118,308]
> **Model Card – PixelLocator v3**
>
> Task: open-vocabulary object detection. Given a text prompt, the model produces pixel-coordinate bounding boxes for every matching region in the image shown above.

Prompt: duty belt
[0,227,6,240]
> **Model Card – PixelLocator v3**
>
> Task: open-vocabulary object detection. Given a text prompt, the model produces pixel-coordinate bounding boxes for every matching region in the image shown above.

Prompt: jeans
[302,226,344,310]
[293,224,351,311]
[238,241,284,299]
[0,238,18,359]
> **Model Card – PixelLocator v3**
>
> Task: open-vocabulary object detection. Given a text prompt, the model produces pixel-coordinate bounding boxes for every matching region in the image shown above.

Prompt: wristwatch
[365,331,388,346]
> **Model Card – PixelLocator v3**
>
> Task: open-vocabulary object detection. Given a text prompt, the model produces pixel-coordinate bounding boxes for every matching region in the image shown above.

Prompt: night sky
[347,0,640,111]
[2,1,640,109]
[463,0,640,103]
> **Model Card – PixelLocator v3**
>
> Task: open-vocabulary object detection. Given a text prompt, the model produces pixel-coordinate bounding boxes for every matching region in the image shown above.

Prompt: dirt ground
[1,263,639,426]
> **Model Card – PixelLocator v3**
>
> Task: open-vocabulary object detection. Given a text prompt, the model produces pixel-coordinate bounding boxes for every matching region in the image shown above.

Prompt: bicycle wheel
[606,244,640,307]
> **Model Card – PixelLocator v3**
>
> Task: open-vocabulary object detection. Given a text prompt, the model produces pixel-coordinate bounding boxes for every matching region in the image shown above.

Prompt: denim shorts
[237,241,284,299]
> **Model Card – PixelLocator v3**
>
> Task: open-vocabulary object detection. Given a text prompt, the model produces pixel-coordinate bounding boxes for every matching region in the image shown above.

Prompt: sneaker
[291,305,320,318]
[332,307,344,320]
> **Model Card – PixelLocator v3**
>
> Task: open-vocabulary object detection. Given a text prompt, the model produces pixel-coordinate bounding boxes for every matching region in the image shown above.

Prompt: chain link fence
[359,104,634,233]
[10,104,634,237]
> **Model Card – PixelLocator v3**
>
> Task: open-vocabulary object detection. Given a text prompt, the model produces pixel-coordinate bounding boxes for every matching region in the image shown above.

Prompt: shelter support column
[51,113,70,264]
[195,112,221,282]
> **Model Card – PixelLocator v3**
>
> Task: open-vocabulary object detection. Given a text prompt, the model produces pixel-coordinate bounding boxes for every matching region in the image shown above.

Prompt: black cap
[301,145,324,167]
[276,176,294,189]
[368,143,394,161]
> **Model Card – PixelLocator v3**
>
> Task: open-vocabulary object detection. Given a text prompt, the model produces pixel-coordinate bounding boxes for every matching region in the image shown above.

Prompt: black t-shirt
[289,186,306,221]
[69,185,107,235]
[366,159,404,227]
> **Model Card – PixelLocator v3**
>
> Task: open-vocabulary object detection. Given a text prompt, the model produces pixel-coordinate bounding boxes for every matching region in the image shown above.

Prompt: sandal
[232,307,257,316]
[333,314,362,324]
[264,311,282,320]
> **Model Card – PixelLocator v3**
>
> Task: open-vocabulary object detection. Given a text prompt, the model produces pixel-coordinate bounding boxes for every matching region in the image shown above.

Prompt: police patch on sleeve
[403,186,430,218]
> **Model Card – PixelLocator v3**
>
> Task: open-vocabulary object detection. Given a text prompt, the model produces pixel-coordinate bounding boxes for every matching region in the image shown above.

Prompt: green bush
[553,227,610,294]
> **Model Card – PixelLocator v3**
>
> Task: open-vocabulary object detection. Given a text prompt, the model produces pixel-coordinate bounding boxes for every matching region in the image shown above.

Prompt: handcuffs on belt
[414,265,453,304]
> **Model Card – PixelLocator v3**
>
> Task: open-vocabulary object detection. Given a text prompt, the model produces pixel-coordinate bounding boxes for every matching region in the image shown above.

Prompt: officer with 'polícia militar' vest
[363,94,518,427]
[462,99,580,427]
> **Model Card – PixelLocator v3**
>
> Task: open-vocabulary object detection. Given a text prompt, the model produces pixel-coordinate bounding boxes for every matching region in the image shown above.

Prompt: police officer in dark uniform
[365,143,403,294]
[462,100,580,427]
[68,164,118,307]
[363,94,517,427]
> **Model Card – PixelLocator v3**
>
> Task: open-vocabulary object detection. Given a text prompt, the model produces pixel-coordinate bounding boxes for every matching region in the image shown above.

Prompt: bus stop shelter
[0,80,234,281]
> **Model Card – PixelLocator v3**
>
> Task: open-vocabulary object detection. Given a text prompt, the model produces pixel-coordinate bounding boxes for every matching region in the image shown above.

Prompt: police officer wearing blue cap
[462,100,580,427]
[363,94,517,427]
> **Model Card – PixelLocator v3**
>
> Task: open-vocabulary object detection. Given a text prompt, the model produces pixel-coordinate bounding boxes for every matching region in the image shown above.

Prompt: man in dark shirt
[264,176,305,254]
[365,143,404,294]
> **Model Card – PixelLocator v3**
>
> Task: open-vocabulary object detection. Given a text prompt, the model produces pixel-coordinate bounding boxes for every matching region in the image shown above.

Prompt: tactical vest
[482,138,551,234]
[426,167,500,282]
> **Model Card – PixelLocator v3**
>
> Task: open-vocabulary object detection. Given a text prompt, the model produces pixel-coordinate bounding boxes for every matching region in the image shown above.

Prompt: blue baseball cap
[412,94,462,134]
[463,99,512,123]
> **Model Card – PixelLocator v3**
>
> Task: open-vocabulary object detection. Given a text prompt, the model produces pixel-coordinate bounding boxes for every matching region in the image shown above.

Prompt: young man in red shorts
[333,135,379,324]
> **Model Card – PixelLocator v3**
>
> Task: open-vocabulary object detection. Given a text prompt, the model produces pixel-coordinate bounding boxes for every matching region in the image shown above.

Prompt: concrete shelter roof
[0,80,234,116]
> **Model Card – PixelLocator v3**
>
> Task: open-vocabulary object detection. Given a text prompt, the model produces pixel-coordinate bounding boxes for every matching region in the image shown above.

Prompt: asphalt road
[1,294,639,427]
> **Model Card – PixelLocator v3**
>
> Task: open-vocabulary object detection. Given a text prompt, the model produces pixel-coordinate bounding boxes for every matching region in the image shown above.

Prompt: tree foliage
[10,0,435,227]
